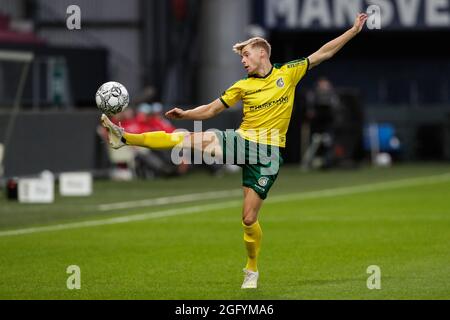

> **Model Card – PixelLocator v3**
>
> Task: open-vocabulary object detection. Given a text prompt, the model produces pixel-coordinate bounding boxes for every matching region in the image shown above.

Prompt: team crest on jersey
[276,77,284,88]
[258,177,269,187]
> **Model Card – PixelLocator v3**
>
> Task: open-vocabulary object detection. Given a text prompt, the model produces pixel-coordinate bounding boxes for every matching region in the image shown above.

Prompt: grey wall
[0,111,108,177]
[198,0,250,103]
[35,0,142,97]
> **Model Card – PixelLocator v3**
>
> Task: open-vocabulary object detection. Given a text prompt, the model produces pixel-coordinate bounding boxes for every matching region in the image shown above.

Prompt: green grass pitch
[1,163,449,299]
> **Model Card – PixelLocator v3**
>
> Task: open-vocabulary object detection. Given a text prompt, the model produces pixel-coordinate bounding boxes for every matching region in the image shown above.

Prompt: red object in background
[111,112,176,134]
[111,116,150,134]
[147,116,176,133]
[120,119,148,134]
[171,0,187,21]
[0,30,44,44]
[334,144,345,158]
[0,12,44,44]
[0,13,10,29]
[6,178,18,200]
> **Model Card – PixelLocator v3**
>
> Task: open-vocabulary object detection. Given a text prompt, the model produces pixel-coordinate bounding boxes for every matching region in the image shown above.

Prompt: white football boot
[241,268,259,289]
[100,114,126,149]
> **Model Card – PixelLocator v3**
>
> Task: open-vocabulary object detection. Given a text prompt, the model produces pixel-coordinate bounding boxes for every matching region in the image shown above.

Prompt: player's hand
[165,107,186,120]
[352,13,368,33]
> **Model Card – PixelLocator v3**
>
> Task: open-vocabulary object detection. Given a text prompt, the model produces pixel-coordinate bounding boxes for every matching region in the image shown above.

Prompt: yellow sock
[123,131,185,149]
[243,220,262,272]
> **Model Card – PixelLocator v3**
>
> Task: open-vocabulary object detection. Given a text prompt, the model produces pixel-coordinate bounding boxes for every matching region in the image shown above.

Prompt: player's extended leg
[101,114,186,149]
[241,187,264,289]
[101,114,221,156]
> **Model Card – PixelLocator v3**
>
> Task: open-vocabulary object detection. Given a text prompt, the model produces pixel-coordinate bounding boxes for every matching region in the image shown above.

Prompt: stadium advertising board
[253,0,450,30]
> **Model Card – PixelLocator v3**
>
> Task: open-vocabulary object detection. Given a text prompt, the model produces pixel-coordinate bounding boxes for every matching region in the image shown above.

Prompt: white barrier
[59,172,93,197]
[18,178,54,203]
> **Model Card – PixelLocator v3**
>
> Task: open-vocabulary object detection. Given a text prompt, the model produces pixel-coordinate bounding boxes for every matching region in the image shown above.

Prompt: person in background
[133,103,189,178]
[98,104,186,178]
[146,101,222,176]
[305,77,341,168]
[147,102,177,133]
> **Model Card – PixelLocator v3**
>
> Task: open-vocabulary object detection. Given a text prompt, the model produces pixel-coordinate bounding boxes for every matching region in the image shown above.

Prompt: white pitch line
[0,200,242,237]
[98,189,242,211]
[1,172,449,237]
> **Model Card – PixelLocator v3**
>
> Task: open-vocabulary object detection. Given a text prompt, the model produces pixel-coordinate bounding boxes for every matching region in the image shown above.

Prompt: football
[95,81,129,115]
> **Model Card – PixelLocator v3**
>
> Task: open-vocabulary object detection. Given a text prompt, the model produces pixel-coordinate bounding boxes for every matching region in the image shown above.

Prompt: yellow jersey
[220,58,309,147]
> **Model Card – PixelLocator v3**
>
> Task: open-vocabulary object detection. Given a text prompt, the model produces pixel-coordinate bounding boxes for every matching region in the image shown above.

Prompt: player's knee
[242,213,257,226]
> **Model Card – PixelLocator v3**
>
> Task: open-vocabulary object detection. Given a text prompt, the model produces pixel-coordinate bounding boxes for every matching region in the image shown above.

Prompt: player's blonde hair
[232,37,271,58]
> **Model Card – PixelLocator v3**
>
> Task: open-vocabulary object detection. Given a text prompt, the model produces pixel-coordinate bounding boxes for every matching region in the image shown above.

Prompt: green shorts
[214,130,284,200]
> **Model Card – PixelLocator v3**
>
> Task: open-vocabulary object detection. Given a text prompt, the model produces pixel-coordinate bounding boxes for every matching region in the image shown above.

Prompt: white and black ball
[95,81,129,115]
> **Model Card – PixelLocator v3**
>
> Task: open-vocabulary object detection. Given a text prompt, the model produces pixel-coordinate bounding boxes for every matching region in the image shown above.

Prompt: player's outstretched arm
[308,13,368,70]
[165,99,226,120]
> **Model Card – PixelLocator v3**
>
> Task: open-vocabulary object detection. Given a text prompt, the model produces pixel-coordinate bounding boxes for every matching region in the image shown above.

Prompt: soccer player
[101,13,368,289]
